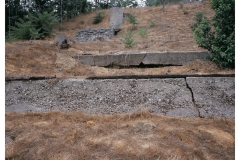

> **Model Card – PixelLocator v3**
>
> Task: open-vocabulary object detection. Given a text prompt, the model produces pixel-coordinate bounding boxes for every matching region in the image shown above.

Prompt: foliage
[115,0,138,8]
[145,0,182,6]
[149,20,156,28]
[191,0,235,68]
[127,14,138,25]
[5,0,92,36]
[183,10,189,15]
[138,27,148,39]
[120,31,135,48]
[179,4,183,9]
[190,12,204,31]
[93,11,105,24]
[10,11,59,40]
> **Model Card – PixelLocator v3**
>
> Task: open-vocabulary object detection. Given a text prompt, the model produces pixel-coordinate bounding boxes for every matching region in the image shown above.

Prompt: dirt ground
[5,111,235,160]
[5,0,234,78]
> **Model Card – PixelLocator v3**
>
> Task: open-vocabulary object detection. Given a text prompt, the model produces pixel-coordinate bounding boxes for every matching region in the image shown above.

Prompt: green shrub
[179,4,183,9]
[138,27,148,39]
[120,31,135,48]
[183,10,189,15]
[191,12,204,31]
[149,20,156,28]
[10,11,58,40]
[191,0,235,68]
[127,14,138,25]
[93,11,105,24]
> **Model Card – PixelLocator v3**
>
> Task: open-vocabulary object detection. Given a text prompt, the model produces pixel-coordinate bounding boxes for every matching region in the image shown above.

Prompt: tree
[191,0,235,68]
[11,11,59,40]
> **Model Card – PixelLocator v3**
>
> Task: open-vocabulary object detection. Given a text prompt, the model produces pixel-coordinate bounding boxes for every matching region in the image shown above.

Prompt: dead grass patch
[6,111,234,160]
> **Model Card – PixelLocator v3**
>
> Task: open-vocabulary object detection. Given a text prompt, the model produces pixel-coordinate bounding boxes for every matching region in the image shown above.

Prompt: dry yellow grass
[6,111,235,160]
[5,0,234,78]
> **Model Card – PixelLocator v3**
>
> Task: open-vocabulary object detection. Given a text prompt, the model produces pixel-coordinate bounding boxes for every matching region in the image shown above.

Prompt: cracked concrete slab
[142,51,209,65]
[5,78,198,118]
[73,51,209,67]
[186,77,235,119]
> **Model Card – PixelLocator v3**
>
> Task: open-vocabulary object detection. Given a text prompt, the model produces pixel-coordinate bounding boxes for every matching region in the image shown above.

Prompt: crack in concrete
[185,78,201,118]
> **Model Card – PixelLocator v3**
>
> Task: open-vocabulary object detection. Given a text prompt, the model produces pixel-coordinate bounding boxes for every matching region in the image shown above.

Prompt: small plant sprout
[138,27,148,39]
[120,31,135,48]
[149,19,156,28]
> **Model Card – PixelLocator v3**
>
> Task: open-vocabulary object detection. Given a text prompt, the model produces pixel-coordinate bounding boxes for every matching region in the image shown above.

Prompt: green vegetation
[93,11,105,24]
[138,27,148,39]
[183,10,189,15]
[149,20,156,28]
[121,31,135,48]
[127,14,138,25]
[10,12,59,40]
[191,0,235,68]
[179,4,183,9]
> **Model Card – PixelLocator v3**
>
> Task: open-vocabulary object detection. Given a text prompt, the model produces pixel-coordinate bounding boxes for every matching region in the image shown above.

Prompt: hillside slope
[5,0,234,78]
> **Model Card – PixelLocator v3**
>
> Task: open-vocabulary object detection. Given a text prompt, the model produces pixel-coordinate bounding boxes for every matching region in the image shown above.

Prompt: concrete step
[72,51,210,67]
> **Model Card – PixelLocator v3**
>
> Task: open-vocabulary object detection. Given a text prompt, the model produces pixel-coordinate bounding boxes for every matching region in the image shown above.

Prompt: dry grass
[5,0,234,78]
[6,110,234,160]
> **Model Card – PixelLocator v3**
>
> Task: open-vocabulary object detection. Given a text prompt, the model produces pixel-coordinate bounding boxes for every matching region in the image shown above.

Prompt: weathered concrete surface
[5,79,198,118]
[72,53,95,66]
[109,7,124,29]
[73,51,209,67]
[141,51,209,65]
[5,77,234,119]
[76,28,114,42]
[186,77,235,119]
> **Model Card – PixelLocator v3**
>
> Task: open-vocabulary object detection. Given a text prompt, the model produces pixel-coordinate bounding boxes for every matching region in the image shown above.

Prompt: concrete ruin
[76,28,114,42]
[5,77,235,119]
[72,51,210,67]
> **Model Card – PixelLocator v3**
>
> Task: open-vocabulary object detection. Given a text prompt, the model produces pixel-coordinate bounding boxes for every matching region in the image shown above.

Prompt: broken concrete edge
[5,76,57,82]
[72,51,210,67]
[86,74,235,80]
[186,77,235,120]
[5,74,235,82]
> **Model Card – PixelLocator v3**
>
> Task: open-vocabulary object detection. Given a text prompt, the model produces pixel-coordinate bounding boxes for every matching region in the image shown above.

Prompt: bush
[10,11,58,40]
[149,20,156,28]
[127,14,138,25]
[93,11,104,24]
[191,0,235,68]
[183,10,189,15]
[179,4,183,9]
[191,12,204,31]
[120,31,135,48]
[138,27,148,39]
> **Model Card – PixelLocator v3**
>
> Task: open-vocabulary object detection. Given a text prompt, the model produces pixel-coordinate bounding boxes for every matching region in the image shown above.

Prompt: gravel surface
[5,77,235,119]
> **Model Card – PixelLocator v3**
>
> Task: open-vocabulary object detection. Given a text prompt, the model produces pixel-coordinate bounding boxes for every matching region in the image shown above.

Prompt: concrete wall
[72,51,209,67]
[5,77,234,119]
[109,7,124,29]
[76,28,114,42]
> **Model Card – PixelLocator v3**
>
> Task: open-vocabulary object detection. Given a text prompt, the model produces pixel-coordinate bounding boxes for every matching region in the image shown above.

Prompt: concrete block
[109,7,124,29]
[5,79,198,118]
[110,51,146,66]
[94,55,112,66]
[142,51,209,65]
[186,77,235,119]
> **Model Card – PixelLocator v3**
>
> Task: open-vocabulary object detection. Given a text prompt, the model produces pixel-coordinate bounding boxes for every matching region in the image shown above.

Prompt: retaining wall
[76,28,114,42]
[5,77,234,119]
[72,51,209,67]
